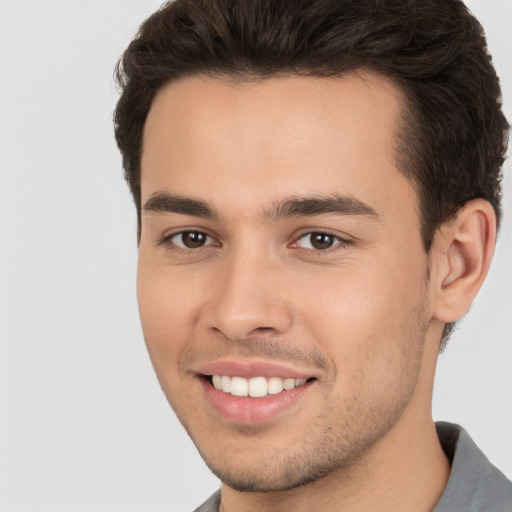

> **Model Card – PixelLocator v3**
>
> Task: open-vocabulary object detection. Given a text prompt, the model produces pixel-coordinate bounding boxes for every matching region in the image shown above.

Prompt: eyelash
[157,230,218,253]
[157,230,352,254]
[292,232,352,252]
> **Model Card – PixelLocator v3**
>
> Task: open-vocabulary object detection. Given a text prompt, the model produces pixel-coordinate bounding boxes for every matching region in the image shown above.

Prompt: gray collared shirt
[434,422,512,511]
[194,422,512,511]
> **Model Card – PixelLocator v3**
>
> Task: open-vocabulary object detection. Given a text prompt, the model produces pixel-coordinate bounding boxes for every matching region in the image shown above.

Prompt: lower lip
[200,378,314,425]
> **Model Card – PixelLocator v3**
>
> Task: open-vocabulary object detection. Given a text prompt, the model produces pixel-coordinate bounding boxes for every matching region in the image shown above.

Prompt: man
[114,0,511,510]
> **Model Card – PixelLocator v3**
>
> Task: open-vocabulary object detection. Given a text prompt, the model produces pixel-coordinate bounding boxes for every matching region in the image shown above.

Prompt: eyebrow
[143,192,380,221]
[143,192,218,219]
[266,194,380,220]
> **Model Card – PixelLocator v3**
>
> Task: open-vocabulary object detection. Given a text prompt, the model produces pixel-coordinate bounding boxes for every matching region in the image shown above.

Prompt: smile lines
[211,375,310,397]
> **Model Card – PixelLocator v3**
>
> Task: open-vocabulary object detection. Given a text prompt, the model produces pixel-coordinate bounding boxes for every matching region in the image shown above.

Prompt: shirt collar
[434,421,512,512]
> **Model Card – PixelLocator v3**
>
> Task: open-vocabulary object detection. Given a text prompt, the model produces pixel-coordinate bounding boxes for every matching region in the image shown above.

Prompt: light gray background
[0,1,510,511]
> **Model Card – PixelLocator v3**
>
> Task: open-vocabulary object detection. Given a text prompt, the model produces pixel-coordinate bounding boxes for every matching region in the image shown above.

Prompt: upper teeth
[211,375,308,397]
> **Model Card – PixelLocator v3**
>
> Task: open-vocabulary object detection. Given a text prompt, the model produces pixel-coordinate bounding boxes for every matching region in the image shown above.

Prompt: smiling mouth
[207,375,316,397]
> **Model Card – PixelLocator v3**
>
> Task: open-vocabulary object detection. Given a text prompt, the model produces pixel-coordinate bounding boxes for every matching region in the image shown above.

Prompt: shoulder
[434,422,512,512]
[193,489,221,512]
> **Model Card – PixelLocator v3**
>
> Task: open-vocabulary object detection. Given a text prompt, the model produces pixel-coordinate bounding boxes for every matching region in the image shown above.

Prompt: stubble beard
[193,380,419,493]
[161,285,432,494]
[178,321,429,493]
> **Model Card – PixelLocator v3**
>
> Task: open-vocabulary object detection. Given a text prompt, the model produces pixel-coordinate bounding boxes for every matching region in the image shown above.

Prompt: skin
[137,73,495,512]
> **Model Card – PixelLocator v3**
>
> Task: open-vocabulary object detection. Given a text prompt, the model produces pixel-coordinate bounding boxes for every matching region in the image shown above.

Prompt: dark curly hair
[114,0,508,254]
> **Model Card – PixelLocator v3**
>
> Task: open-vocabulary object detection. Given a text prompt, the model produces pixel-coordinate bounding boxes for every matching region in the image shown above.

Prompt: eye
[294,232,348,251]
[167,230,216,249]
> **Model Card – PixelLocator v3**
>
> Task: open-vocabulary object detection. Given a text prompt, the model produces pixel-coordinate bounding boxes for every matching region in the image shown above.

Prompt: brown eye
[296,232,347,251]
[172,231,212,249]
[309,233,335,250]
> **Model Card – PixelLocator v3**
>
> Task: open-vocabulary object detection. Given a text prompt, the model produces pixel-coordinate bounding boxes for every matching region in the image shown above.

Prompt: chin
[203,454,336,493]
[192,430,374,494]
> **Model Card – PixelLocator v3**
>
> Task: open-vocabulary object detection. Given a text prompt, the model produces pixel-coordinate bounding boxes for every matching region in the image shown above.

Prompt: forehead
[141,72,417,218]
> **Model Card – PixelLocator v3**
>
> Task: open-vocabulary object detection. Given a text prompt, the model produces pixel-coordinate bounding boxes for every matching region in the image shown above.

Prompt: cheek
[297,266,409,339]
[136,256,198,368]
[294,259,428,386]
[136,257,207,417]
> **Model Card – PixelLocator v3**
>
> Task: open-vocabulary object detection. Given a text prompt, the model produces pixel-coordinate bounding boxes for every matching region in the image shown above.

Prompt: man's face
[138,73,440,491]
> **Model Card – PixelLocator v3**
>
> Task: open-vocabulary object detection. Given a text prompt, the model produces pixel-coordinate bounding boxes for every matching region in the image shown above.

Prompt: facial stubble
[167,296,431,494]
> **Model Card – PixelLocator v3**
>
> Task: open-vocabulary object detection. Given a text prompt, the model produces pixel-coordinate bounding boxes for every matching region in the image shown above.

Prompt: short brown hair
[114,0,508,252]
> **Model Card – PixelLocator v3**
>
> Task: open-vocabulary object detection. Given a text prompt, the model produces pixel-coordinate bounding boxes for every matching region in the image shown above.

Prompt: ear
[431,199,496,323]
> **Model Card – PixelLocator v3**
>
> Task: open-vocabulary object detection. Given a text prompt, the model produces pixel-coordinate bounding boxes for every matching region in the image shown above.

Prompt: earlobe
[432,199,496,324]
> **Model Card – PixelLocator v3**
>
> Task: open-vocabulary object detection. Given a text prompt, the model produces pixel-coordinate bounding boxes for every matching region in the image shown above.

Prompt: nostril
[250,326,279,337]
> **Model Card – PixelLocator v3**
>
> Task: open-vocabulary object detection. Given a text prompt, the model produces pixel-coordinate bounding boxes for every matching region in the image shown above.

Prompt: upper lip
[195,359,318,380]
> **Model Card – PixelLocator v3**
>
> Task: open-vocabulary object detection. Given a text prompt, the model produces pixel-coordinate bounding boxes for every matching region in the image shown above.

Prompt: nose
[202,249,294,341]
